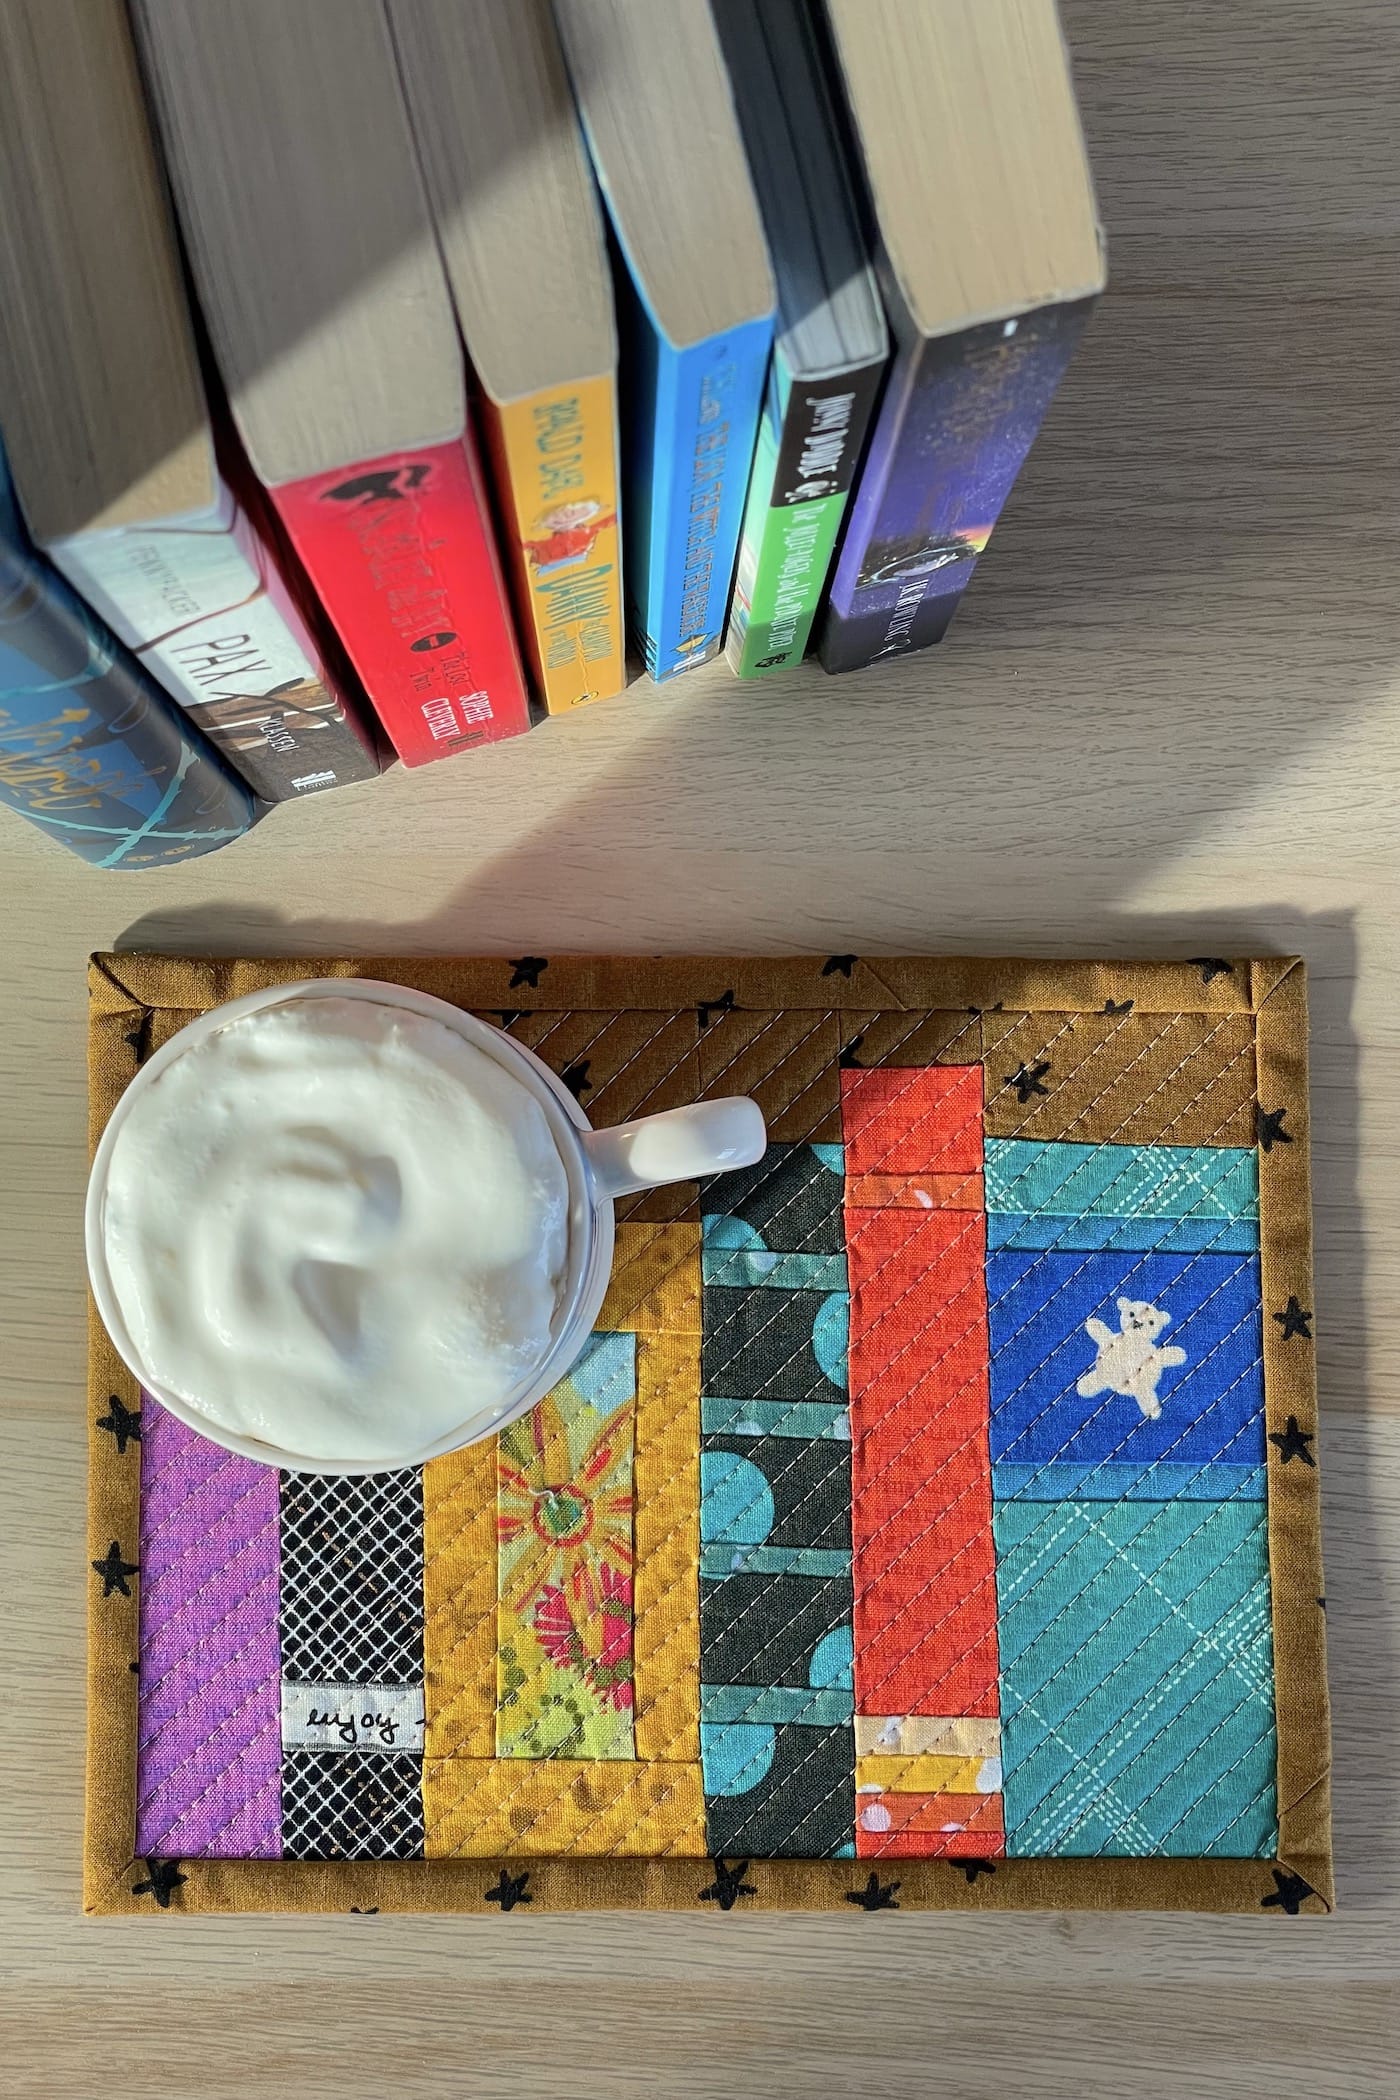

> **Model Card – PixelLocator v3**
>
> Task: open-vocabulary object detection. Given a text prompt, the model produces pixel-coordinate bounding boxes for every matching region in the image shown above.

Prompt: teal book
[715,0,887,679]
[555,0,774,681]
[0,445,253,867]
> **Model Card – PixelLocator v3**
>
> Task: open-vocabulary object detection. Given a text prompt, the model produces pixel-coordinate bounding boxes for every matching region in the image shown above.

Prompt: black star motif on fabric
[1273,1296,1313,1342]
[92,1541,138,1598]
[1317,1596,1327,1612]
[96,1393,142,1455]
[131,1858,186,1908]
[129,1660,141,1674]
[1102,998,1134,1017]
[845,1872,900,1911]
[485,1869,531,1911]
[957,1859,997,1884]
[507,957,548,991]
[349,1906,380,1915]
[821,954,857,978]
[1006,1060,1051,1104]
[838,1031,866,1069]
[560,1059,592,1101]
[1188,957,1234,985]
[1260,1868,1317,1915]
[699,1858,756,1910]
[497,1010,524,1030]
[1257,1105,1293,1152]
[1268,1415,1316,1467]
[697,988,736,1029]
[124,1014,151,1063]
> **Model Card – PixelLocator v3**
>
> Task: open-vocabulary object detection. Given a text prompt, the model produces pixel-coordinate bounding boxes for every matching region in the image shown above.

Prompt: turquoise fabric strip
[701,1395,852,1440]
[992,1461,1267,1502]
[987,1212,1258,1254]
[700,1544,852,1580]
[985,1139,1258,1221]
[700,1683,854,1728]
[701,1216,849,1293]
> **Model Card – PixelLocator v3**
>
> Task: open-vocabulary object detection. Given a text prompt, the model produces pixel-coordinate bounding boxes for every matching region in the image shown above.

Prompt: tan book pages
[826,0,1105,334]
[552,0,772,350]
[389,0,615,407]
[136,0,464,484]
[0,0,212,539]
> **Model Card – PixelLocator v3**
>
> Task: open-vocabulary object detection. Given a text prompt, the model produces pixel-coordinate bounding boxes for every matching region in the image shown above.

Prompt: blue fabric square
[987,1249,1265,1499]
[994,1498,1277,1857]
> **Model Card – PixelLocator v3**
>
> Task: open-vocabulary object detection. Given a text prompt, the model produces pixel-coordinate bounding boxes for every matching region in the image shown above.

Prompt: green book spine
[726,357,884,679]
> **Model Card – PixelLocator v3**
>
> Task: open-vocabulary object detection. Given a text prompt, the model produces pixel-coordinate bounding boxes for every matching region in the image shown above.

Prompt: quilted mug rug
[84,954,1331,1915]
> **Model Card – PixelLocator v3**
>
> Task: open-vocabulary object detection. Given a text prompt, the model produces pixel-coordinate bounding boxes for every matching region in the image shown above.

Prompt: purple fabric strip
[136,1398,282,1858]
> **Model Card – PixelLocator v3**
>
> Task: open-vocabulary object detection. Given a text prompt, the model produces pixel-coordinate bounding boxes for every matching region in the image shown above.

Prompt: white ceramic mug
[85,977,766,1474]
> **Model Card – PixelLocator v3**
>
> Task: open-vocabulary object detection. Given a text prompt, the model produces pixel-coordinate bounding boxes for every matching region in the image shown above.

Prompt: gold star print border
[84,953,1331,1914]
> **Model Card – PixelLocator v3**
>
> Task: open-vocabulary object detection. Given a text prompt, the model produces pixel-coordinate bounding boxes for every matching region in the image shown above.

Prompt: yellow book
[389,0,625,712]
[485,379,624,712]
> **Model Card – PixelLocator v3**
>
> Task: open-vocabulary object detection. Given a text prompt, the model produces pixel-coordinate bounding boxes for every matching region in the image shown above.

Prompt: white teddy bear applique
[1077,1296,1186,1420]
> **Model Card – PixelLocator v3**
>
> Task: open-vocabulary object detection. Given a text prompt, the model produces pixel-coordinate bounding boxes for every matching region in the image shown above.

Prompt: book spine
[483,375,625,712]
[0,471,253,868]
[270,431,531,767]
[47,481,379,802]
[818,297,1095,675]
[624,302,772,682]
[726,356,886,678]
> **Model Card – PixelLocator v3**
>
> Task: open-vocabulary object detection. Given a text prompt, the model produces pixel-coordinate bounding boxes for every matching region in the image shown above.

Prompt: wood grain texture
[1,2,1397,2091]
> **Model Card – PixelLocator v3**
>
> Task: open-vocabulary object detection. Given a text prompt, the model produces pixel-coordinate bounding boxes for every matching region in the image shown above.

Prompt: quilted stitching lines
[118,975,1301,1893]
[699,1139,856,1858]
[278,1472,425,1860]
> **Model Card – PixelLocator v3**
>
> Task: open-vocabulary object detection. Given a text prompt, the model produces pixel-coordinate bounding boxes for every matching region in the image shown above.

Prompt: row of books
[0,0,1104,867]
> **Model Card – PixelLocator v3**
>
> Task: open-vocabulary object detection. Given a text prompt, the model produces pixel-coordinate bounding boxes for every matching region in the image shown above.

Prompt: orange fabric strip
[855,1788,1006,1858]
[843,1066,1000,1722]
[845,1170,984,1211]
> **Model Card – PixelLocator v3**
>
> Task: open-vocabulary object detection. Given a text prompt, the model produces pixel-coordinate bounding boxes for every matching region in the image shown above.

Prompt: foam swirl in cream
[101,997,570,1462]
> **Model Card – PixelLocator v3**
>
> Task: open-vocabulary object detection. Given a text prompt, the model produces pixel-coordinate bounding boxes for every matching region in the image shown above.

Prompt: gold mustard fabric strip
[698,1008,844,1142]
[605,1220,704,1769]
[982,1007,1257,1145]
[422,1440,498,1761]
[424,1759,707,1858]
[84,968,146,1915]
[89,1849,1305,1915]
[1255,960,1333,1907]
[633,1329,703,1769]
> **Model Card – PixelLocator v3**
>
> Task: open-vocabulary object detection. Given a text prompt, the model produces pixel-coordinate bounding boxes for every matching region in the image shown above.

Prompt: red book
[273,431,529,768]
[137,0,532,773]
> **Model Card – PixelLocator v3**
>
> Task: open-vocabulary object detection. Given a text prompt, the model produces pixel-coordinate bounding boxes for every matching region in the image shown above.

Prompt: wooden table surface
[3,4,1397,2093]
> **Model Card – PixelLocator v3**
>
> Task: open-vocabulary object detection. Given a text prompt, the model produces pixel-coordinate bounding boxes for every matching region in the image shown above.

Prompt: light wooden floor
[3,4,1397,2093]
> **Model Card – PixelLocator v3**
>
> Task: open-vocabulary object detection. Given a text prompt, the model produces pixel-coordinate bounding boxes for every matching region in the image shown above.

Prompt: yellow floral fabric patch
[496,1332,637,1760]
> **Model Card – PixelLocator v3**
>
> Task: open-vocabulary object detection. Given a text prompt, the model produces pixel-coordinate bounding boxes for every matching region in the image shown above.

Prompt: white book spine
[45,476,372,797]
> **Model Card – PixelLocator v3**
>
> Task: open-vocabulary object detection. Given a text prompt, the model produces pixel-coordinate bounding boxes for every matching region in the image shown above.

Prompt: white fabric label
[281,1682,426,1755]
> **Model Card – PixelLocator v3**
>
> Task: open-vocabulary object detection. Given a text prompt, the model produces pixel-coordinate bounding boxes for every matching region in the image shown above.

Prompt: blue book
[555,0,774,681]
[0,446,253,868]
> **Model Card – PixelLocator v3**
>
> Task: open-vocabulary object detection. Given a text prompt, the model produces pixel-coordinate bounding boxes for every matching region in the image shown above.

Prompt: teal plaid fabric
[994,1498,1277,1857]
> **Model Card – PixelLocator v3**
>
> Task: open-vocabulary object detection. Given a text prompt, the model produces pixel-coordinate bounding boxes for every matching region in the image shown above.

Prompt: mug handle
[582,1096,766,1200]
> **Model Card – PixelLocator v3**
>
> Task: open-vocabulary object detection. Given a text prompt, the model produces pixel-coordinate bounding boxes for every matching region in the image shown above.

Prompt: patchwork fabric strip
[699,1141,855,1859]
[86,954,1330,1914]
[496,1331,637,1761]
[277,1471,426,1860]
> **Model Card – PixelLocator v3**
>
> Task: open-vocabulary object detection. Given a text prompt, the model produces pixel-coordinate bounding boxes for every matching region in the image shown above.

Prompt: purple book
[818,297,1095,674]
[815,0,1105,675]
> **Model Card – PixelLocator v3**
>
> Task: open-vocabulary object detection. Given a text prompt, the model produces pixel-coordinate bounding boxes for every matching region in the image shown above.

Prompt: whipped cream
[101,997,571,1462]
